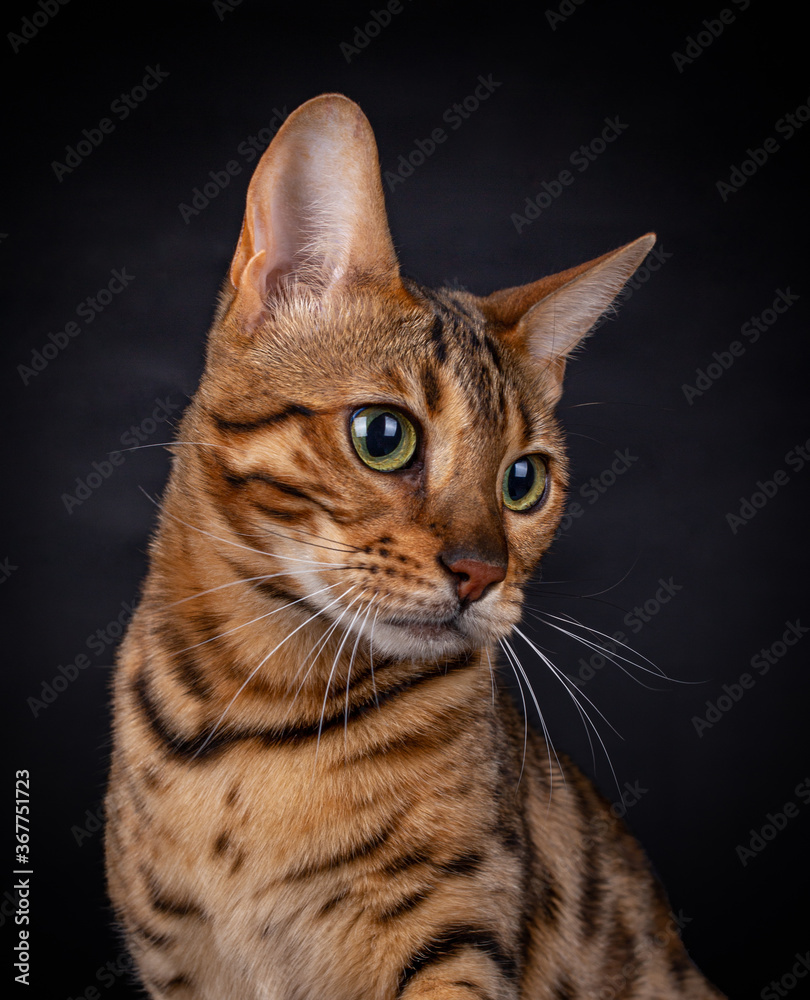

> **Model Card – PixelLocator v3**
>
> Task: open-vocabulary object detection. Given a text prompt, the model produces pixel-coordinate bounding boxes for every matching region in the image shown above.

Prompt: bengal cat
[104,94,724,999]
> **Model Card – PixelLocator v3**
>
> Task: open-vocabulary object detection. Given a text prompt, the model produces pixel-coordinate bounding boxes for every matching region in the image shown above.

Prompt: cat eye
[502,455,548,511]
[350,406,418,472]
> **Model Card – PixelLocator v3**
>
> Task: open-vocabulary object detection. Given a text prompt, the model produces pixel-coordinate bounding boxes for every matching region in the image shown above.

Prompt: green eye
[350,406,417,472]
[502,455,548,511]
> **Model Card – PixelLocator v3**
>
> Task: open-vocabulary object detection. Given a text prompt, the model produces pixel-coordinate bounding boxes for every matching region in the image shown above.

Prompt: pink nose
[442,557,506,603]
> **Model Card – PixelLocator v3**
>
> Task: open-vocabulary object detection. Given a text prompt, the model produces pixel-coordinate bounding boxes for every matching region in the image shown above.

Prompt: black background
[3,2,808,997]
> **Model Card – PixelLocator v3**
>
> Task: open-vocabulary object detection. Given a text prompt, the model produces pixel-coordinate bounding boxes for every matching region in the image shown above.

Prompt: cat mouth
[369,607,494,658]
[378,612,467,644]
[398,620,462,640]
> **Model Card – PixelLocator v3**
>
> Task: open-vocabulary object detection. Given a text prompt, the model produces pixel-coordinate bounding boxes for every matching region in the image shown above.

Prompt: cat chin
[367,617,501,662]
[370,623,473,661]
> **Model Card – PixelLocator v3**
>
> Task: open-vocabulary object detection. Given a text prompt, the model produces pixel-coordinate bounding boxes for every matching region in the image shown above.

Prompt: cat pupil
[367,412,402,457]
[508,459,534,501]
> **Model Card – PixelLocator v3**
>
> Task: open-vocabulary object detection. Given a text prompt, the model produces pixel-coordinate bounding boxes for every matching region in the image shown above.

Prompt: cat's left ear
[227,94,400,332]
[480,233,656,402]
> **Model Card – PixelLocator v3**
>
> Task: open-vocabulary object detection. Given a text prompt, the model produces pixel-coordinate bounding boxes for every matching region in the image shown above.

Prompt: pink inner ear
[480,234,656,367]
[229,94,401,312]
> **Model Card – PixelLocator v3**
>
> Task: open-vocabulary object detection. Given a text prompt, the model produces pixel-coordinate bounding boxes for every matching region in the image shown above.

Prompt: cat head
[183,95,653,661]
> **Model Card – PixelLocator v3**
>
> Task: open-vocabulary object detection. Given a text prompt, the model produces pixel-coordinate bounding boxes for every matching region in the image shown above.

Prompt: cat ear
[228,94,400,330]
[480,233,656,400]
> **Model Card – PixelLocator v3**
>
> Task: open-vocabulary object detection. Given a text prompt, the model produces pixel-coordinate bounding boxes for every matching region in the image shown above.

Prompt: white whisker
[537,610,703,685]
[368,607,380,709]
[513,625,622,802]
[286,590,373,735]
[177,582,341,653]
[165,571,301,608]
[286,599,358,703]
[192,586,356,758]
[537,616,662,691]
[484,648,496,707]
[501,637,562,805]
[345,596,378,747]
[541,610,663,673]
[259,523,362,556]
[138,486,345,568]
[313,591,368,773]
[498,638,529,789]
[114,441,220,453]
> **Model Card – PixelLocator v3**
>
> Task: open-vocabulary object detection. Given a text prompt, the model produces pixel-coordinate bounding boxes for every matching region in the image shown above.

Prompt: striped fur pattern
[105,95,723,999]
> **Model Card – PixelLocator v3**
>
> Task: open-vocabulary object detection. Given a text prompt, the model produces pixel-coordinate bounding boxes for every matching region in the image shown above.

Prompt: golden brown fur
[105,95,723,999]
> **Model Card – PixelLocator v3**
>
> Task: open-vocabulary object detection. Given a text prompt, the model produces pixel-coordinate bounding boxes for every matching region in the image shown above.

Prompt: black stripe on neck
[131,653,474,763]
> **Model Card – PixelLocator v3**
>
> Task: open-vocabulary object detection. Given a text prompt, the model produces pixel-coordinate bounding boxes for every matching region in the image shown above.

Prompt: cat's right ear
[226,94,400,332]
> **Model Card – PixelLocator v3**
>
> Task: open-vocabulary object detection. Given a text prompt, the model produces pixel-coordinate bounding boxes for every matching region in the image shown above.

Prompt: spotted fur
[105,95,724,999]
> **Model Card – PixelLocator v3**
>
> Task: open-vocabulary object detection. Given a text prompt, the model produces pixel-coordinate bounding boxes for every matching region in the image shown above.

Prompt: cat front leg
[395,930,520,1000]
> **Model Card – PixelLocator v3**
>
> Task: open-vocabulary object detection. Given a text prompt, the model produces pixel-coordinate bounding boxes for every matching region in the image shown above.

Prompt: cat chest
[124,737,513,995]
[138,729,500,887]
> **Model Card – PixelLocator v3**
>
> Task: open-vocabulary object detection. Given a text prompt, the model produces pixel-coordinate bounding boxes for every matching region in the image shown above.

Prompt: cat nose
[440,555,507,603]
